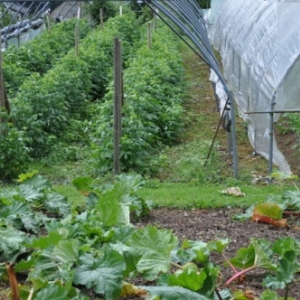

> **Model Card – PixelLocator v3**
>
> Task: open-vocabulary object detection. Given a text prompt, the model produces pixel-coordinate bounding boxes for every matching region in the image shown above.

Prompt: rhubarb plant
[225,237,300,299]
[1,173,300,299]
[225,238,277,285]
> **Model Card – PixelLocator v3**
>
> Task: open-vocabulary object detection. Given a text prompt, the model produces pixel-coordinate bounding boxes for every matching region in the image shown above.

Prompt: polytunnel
[209,0,300,174]
[0,1,79,49]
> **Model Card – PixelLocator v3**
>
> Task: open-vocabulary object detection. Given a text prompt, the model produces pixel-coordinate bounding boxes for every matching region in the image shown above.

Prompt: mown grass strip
[138,182,292,208]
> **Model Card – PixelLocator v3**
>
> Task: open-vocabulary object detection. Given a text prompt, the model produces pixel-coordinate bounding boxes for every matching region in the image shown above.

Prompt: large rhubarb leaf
[128,225,177,255]
[139,286,210,300]
[0,227,28,262]
[34,282,89,300]
[252,239,278,271]
[136,251,172,280]
[126,226,178,280]
[272,237,300,258]
[19,184,43,202]
[229,245,254,269]
[0,202,38,232]
[24,234,79,281]
[74,248,126,299]
[20,174,51,191]
[52,240,79,263]
[168,267,207,291]
[264,237,300,289]
[28,231,63,249]
[72,177,94,195]
[282,190,300,211]
[109,227,138,276]
[44,192,70,217]
[94,193,130,226]
[34,283,69,300]
[230,238,276,271]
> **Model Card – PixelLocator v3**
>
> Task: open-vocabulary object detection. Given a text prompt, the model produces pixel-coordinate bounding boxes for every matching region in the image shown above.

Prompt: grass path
[137,43,293,208]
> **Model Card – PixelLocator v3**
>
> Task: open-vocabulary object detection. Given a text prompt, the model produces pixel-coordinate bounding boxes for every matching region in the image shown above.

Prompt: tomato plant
[3,18,90,97]
[0,112,30,181]
[10,13,141,159]
[92,23,185,174]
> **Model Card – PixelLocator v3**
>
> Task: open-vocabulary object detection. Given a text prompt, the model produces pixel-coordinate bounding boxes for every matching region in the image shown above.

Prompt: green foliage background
[196,0,211,9]
[88,0,118,25]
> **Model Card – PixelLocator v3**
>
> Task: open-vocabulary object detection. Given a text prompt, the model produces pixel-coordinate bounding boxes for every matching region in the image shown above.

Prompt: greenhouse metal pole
[226,90,238,178]
[268,91,276,177]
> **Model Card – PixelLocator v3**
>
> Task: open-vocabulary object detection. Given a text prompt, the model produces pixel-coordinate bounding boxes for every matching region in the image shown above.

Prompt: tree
[89,0,118,25]
[196,0,211,9]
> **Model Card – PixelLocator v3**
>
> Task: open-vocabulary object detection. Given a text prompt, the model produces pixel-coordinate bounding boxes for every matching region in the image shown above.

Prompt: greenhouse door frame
[246,100,300,178]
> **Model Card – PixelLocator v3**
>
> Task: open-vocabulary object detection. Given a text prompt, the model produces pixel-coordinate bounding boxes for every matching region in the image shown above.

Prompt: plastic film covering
[211,0,300,174]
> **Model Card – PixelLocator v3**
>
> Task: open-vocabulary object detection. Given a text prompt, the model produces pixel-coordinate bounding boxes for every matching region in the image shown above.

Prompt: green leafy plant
[225,238,277,285]
[233,186,300,225]
[224,237,300,300]
[91,22,186,175]
[10,13,141,160]
[0,112,30,181]
[3,18,90,97]
[88,0,118,25]
[0,173,299,299]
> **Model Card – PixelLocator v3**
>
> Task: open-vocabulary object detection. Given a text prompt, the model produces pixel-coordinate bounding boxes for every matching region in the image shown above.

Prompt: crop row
[0,12,143,181]
[11,13,141,157]
[91,23,186,174]
[3,18,90,97]
[1,12,185,179]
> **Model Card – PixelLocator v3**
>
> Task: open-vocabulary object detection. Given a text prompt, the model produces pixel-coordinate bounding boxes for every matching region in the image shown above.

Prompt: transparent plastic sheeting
[1,25,45,51]
[210,0,300,174]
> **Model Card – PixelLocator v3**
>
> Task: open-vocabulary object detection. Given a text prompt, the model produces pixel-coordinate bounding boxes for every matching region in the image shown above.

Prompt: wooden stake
[75,24,79,56]
[100,8,104,29]
[113,38,122,175]
[148,22,152,49]
[0,33,10,129]
[0,35,12,131]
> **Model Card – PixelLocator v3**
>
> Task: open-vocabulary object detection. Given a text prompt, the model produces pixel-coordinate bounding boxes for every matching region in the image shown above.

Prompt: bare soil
[134,207,300,299]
